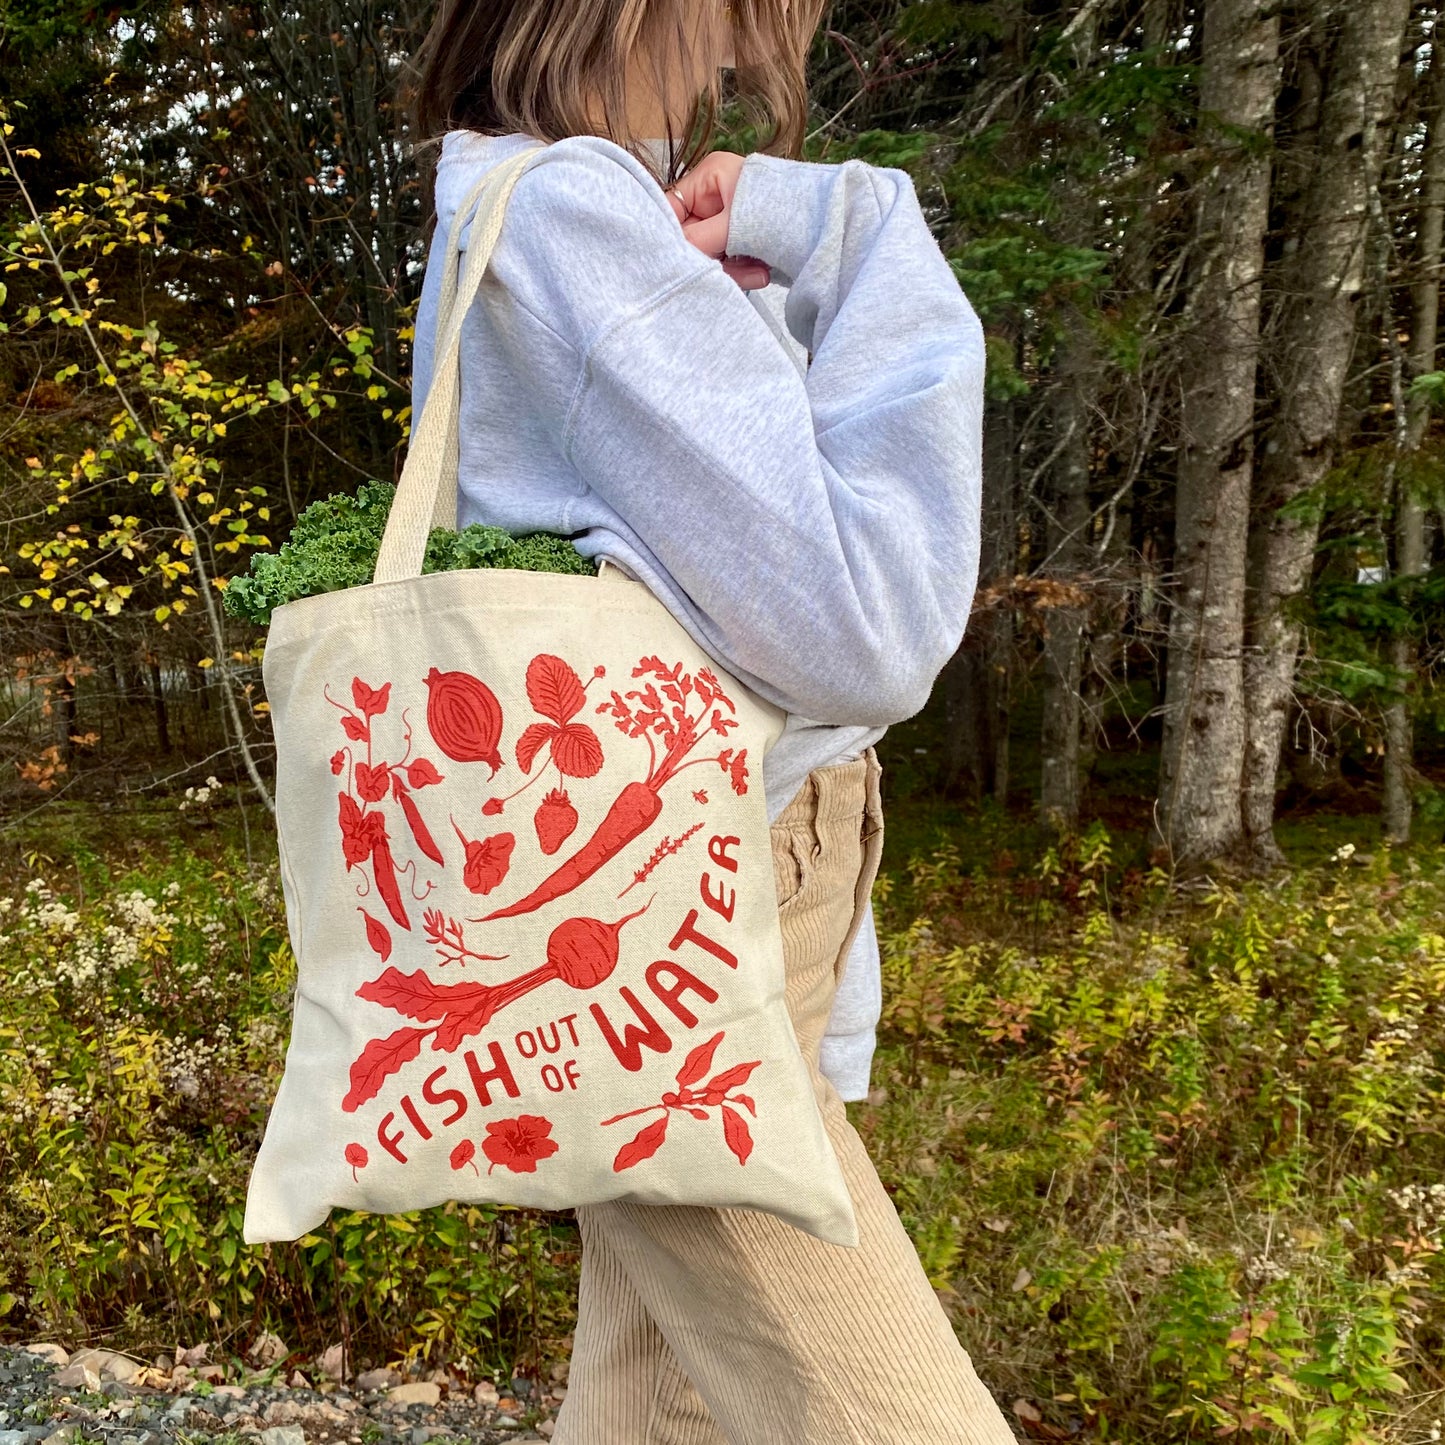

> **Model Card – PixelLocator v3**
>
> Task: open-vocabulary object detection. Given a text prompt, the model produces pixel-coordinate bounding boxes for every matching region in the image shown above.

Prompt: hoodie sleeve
[487,136,986,728]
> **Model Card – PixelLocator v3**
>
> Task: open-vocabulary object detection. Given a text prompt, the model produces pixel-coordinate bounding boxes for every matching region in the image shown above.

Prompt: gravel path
[0,1341,566,1445]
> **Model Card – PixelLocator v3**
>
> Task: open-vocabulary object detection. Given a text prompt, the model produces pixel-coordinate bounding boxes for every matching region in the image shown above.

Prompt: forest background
[5,0,1445,1441]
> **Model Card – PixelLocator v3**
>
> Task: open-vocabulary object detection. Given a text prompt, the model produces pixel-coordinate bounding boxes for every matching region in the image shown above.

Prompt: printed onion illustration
[424,668,503,774]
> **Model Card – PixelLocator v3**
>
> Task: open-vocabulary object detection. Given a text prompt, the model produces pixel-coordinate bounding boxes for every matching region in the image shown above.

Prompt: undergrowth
[5,796,1445,1441]
[862,821,1445,1442]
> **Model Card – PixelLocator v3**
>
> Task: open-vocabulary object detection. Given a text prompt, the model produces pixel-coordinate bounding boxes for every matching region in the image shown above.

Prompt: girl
[408,2,1013,1441]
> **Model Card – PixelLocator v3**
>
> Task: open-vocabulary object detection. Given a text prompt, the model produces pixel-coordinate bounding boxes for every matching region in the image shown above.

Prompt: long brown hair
[408,0,829,191]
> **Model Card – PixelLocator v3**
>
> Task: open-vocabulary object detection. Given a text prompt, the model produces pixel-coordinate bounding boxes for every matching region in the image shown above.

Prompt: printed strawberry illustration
[534,788,579,856]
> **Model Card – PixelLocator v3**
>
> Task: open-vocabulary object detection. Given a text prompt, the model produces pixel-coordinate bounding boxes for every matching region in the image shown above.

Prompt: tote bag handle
[374,141,548,585]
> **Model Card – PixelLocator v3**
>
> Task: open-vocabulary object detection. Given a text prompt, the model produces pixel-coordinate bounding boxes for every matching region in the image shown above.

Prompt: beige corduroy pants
[551,748,1017,1445]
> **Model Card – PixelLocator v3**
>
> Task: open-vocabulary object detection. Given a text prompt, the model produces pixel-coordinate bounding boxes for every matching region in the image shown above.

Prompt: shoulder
[442,133,714,355]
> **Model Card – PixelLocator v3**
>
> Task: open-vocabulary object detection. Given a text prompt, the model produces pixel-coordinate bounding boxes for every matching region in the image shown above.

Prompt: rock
[316,1344,346,1382]
[152,1356,173,1373]
[472,1382,499,1407]
[51,1364,99,1392]
[493,1420,524,1433]
[19,1345,68,1368]
[537,1426,556,1441]
[259,1428,306,1445]
[549,1387,567,1403]
[263,1401,306,1426]
[71,1349,142,1385]
[41,1429,77,1445]
[0,1430,28,1445]
[195,1364,225,1384]
[248,1333,289,1368]
[385,1382,440,1408]
[100,1380,132,1399]
[510,1378,532,1400]
[287,1370,309,1389]
[176,1344,211,1368]
[547,1362,568,1385]
[410,1430,433,1445]
[215,1385,248,1400]
[354,1369,400,1392]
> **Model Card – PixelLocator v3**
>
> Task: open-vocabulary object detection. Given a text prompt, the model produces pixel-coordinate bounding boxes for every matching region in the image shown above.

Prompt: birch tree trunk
[1240,0,1410,868]
[1382,32,1445,843]
[1156,0,1280,868]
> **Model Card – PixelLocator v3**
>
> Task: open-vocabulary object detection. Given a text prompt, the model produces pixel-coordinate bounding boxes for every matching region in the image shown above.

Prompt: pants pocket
[772,817,823,915]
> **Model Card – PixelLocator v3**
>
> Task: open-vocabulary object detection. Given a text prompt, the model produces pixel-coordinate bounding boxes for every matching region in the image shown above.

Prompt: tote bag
[241,140,859,1248]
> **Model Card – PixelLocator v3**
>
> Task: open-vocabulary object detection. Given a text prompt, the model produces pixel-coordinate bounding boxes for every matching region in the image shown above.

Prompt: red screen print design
[480,656,606,857]
[329,677,447,936]
[602,1030,761,1171]
[478,656,749,922]
[334,649,749,1124]
[341,901,652,1112]
[449,1118,558,1176]
[423,668,504,774]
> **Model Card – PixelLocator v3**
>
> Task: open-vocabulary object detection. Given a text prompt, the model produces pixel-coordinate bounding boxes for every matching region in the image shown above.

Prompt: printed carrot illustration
[477,657,750,923]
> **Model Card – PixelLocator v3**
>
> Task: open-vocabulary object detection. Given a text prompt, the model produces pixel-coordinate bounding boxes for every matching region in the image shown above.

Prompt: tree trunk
[1156,0,1280,869]
[1382,29,1445,843]
[1240,0,1410,868]
[1039,303,1092,831]
[941,391,1016,803]
[149,654,172,756]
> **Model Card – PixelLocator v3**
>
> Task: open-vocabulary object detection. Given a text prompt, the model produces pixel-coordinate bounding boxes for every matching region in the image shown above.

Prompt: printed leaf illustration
[451,824,515,895]
[352,677,392,718]
[343,1025,427,1111]
[722,1105,754,1165]
[613,1113,670,1172]
[526,653,587,725]
[358,907,392,961]
[705,1059,762,1095]
[338,792,383,868]
[354,761,390,803]
[550,722,604,778]
[405,757,444,789]
[675,1030,725,1089]
[356,966,486,1022]
[515,722,556,774]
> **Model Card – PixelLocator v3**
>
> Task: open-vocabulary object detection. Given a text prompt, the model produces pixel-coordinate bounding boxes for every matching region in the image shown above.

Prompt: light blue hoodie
[411,130,986,1100]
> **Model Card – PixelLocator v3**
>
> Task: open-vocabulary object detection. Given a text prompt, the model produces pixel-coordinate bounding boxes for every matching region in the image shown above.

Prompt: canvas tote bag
[241,140,859,1248]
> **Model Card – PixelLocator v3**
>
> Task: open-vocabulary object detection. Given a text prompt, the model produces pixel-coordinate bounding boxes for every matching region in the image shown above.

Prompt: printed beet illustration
[341,900,652,1111]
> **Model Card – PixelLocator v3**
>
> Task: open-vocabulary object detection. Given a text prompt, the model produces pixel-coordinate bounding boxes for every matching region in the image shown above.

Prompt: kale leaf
[222,479,597,626]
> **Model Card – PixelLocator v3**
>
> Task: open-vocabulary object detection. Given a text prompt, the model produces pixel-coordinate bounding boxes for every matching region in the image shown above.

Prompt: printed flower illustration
[450,1138,480,1176]
[480,1115,560,1174]
[345,1142,369,1181]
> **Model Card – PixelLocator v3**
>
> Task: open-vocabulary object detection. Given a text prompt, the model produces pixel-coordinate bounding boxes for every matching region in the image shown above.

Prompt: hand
[665,150,772,292]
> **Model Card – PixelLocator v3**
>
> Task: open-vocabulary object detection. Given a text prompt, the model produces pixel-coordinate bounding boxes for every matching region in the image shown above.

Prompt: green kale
[222,479,597,626]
